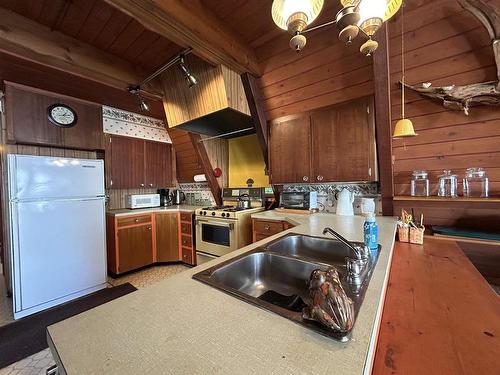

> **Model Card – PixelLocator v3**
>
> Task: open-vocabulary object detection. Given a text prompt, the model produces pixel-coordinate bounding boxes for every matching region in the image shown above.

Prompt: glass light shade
[272,0,324,31]
[357,0,403,36]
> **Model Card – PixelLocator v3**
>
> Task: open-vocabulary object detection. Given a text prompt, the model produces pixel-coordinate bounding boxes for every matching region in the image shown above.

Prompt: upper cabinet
[269,96,377,184]
[269,115,311,184]
[106,134,173,189]
[4,82,104,150]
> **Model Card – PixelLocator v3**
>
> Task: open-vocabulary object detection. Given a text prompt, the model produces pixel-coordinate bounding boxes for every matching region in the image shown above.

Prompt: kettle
[172,190,186,205]
[336,188,354,216]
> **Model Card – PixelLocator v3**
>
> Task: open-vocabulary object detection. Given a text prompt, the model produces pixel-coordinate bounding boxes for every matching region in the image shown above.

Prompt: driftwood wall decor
[403,0,500,115]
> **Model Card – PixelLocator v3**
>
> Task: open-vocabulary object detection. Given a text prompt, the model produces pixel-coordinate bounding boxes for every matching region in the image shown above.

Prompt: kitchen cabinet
[269,96,377,184]
[107,214,154,274]
[145,140,173,188]
[311,97,376,182]
[5,82,104,150]
[156,212,179,262]
[252,219,294,242]
[106,210,195,274]
[117,224,154,273]
[269,114,311,184]
[179,212,196,266]
[106,134,173,189]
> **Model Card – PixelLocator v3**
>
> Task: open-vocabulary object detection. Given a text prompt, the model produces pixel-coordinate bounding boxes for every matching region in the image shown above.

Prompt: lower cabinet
[252,219,294,243]
[107,210,195,275]
[117,224,154,273]
[156,213,179,262]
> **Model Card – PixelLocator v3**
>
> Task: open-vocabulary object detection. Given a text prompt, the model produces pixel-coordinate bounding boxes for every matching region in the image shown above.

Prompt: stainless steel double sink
[193,233,380,341]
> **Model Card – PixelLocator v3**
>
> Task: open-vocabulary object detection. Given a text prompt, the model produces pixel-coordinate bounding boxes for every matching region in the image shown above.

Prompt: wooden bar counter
[372,237,500,374]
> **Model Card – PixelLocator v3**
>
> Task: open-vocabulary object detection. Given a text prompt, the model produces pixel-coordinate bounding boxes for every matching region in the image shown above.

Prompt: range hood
[161,55,255,139]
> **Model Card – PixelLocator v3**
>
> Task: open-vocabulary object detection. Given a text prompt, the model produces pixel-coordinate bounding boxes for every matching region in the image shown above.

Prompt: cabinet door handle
[264,225,270,231]
[134,218,139,223]
[147,226,152,230]
[317,175,324,181]
[140,183,145,187]
[149,183,153,187]
[302,176,309,182]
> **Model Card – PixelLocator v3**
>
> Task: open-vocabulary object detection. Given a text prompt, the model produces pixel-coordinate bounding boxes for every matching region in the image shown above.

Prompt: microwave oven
[279,191,318,210]
[126,194,161,209]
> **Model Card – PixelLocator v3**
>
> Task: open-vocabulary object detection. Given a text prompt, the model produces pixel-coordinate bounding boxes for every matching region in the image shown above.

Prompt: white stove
[195,188,265,265]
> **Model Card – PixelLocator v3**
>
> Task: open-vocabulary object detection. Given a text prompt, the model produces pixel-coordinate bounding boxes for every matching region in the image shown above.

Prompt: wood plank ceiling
[0,0,183,72]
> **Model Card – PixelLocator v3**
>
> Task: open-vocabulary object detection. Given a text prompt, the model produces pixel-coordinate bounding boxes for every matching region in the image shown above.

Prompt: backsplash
[178,183,216,206]
[282,182,382,215]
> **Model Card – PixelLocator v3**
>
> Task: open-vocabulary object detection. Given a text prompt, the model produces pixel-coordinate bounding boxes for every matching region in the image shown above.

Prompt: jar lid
[412,170,428,177]
[465,167,486,177]
[439,170,457,178]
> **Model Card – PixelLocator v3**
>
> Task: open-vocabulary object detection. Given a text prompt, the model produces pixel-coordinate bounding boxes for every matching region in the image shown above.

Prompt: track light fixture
[178,55,198,88]
[127,85,150,113]
[128,47,198,112]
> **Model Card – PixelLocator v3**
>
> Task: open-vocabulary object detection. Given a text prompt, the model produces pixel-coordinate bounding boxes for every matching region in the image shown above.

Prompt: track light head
[178,55,198,88]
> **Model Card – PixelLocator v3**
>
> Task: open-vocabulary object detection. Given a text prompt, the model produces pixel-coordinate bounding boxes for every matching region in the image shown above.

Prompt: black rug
[0,283,137,368]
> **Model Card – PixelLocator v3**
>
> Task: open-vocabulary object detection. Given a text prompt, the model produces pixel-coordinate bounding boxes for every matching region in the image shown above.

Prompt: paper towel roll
[194,174,207,182]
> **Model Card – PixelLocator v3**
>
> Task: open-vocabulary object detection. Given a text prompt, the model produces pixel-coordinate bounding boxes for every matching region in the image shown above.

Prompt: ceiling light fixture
[271,0,403,56]
[178,55,198,88]
[128,47,198,111]
[393,3,416,140]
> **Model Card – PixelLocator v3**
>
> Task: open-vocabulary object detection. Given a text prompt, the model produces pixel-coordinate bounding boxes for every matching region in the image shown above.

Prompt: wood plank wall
[389,0,500,228]
[256,5,374,120]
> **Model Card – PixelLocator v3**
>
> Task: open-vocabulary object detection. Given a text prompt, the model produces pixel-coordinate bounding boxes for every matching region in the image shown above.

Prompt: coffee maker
[157,188,172,206]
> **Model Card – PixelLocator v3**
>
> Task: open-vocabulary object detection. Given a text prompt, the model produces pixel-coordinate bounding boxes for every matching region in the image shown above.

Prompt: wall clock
[47,104,78,128]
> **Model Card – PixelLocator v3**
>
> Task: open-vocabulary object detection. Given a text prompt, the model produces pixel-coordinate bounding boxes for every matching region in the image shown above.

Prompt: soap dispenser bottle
[363,213,378,251]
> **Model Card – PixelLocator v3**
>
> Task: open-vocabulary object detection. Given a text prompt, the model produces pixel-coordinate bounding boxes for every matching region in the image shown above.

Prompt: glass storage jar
[438,170,458,198]
[410,170,429,197]
[463,167,489,197]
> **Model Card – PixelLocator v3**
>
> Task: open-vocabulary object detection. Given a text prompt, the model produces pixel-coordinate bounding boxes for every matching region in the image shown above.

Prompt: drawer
[180,212,192,222]
[253,220,284,235]
[180,222,192,235]
[117,214,152,228]
[181,247,194,265]
[180,235,192,249]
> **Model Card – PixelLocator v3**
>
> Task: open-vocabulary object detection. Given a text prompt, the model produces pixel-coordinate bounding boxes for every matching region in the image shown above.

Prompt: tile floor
[0,264,189,375]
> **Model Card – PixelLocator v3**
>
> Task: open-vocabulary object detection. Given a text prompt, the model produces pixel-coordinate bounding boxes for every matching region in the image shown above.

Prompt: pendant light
[393,2,416,139]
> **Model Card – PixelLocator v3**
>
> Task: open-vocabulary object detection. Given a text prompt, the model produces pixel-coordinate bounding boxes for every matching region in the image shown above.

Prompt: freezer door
[10,198,107,315]
[8,154,104,200]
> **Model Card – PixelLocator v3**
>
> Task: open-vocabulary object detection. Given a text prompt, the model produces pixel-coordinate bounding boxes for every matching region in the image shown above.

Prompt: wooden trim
[104,0,260,76]
[373,24,394,215]
[241,73,269,170]
[189,132,222,206]
[0,7,160,94]
[394,195,500,203]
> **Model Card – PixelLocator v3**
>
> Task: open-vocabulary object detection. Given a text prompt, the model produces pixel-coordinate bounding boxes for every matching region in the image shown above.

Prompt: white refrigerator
[7,154,107,319]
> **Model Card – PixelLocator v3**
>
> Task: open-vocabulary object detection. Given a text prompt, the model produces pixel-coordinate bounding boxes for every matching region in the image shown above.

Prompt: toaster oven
[279,191,318,210]
[126,194,161,209]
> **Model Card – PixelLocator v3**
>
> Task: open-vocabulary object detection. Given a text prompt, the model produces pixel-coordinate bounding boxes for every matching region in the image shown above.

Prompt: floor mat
[0,283,136,368]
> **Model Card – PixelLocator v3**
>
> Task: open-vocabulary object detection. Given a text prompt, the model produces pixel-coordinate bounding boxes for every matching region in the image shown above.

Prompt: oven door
[195,217,238,257]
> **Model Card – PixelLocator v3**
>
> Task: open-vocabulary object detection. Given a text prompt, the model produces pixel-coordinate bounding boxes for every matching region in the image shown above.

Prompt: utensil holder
[409,226,425,245]
[397,226,410,242]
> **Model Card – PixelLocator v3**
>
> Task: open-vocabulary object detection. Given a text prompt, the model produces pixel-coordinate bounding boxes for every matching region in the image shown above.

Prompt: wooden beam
[104,0,261,76]
[0,7,161,95]
[373,24,394,216]
[241,73,269,171]
[189,133,223,206]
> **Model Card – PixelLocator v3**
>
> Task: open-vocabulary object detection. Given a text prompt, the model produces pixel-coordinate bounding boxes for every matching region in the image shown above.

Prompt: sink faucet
[322,227,370,261]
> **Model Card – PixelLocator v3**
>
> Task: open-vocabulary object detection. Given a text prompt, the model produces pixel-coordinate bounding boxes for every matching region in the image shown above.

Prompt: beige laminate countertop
[47,212,397,375]
[106,205,202,217]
